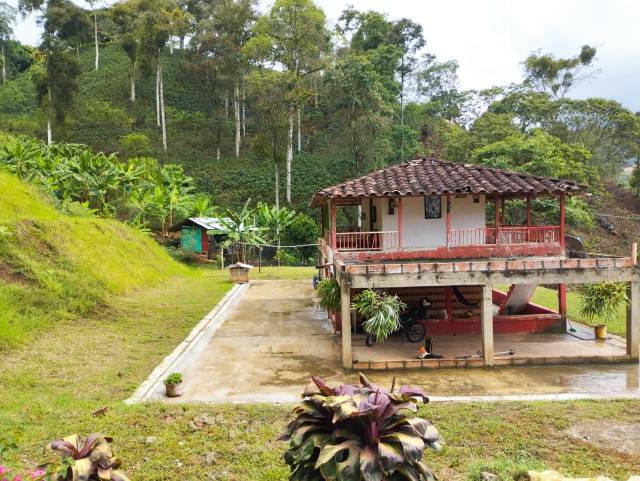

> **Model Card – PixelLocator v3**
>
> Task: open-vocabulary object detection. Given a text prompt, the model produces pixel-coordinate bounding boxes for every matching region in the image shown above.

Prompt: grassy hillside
[0,45,348,213]
[0,169,187,349]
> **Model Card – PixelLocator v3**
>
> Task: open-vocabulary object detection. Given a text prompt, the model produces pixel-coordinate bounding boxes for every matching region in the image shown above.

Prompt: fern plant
[316,277,341,312]
[352,289,406,343]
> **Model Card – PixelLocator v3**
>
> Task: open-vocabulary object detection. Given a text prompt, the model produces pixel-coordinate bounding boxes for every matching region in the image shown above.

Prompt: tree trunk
[399,61,405,163]
[94,13,99,70]
[155,64,160,126]
[159,62,167,152]
[274,144,280,209]
[297,105,301,153]
[224,92,229,119]
[169,39,174,55]
[286,107,294,204]
[242,84,246,136]
[1,43,5,85]
[130,66,136,102]
[234,82,240,157]
[47,87,52,145]
[216,146,221,161]
[180,36,185,49]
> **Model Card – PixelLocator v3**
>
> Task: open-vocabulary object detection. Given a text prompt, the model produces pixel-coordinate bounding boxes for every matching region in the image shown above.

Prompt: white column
[628,282,639,359]
[481,284,494,366]
[341,280,352,369]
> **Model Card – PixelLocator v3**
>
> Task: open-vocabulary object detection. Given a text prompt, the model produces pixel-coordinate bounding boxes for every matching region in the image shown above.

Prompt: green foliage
[280,373,442,481]
[579,282,628,323]
[49,433,131,481]
[0,168,186,348]
[164,372,182,385]
[214,199,266,263]
[630,161,640,196]
[316,277,340,312]
[352,289,406,343]
[119,132,151,158]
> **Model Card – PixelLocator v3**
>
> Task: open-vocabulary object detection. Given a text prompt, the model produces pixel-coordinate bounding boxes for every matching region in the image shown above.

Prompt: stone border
[352,354,634,370]
[124,282,249,404]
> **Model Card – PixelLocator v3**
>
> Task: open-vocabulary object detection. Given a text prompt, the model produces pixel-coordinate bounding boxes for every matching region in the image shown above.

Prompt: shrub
[316,277,341,312]
[164,372,183,385]
[120,132,151,159]
[280,373,442,481]
[579,282,628,323]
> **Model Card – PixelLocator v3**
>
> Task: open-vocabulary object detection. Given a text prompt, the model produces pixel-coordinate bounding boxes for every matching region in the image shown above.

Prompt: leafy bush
[48,433,130,481]
[579,282,628,323]
[316,277,341,312]
[280,373,442,481]
[352,289,406,343]
[120,132,151,159]
[164,372,183,385]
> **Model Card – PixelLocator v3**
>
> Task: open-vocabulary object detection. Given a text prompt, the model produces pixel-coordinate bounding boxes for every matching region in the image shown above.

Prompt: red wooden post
[330,201,337,250]
[445,286,453,321]
[446,194,452,247]
[558,283,567,325]
[494,196,501,244]
[397,196,403,249]
[526,195,532,242]
[559,192,565,248]
[501,195,506,226]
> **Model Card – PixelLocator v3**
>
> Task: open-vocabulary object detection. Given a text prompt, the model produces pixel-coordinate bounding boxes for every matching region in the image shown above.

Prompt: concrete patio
[351,326,629,370]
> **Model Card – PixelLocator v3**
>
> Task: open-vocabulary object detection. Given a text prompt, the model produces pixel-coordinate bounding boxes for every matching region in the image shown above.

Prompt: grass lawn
[1,266,639,481]
[527,286,628,335]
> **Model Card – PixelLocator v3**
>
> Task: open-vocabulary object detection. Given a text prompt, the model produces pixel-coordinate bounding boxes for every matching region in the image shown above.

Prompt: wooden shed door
[181,226,202,253]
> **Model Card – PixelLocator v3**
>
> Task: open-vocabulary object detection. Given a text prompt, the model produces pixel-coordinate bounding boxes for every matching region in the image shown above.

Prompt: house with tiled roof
[313,158,640,370]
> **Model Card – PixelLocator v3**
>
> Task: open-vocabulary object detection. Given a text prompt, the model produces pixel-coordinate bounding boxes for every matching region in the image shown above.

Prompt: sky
[8,0,640,112]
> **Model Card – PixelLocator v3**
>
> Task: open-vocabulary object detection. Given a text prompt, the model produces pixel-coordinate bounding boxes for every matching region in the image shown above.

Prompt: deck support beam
[341,280,352,369]
[559,193,565,249]
[627,281,639,359]
[481,284,494,366]
[398,196,403,249]
[330,201,337,250]
[558,283,567,331]
[446,194,451,247]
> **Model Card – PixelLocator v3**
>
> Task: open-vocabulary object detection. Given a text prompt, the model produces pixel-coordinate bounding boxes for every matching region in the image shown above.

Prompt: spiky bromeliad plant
[48,434,130,481]
[352,289,406,343]
[281,373,442,481]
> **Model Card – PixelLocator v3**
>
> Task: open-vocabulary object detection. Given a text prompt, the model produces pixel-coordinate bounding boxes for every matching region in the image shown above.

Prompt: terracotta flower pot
[165,382,184,397]
[594,324,607,339]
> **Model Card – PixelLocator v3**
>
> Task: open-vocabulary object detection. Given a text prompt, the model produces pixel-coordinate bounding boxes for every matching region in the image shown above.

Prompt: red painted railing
[335,231,398,251]
[450,226,561,246]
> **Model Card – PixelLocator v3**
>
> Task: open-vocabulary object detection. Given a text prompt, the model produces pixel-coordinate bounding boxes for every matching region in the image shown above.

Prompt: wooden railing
[335,231,398,251]
[450,226,561,247]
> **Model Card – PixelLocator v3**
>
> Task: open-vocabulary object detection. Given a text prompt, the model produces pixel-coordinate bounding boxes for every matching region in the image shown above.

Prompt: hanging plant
[352,289,406,343]
[316,277,341,312]
[579,282,627,323]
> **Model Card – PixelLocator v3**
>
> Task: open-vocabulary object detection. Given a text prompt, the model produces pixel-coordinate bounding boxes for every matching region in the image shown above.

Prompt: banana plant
[281,373,442,481]
[48,433,130,481]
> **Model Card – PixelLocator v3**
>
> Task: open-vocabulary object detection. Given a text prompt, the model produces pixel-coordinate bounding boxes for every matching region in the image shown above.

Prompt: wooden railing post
[330,201,337,250]
[446,194,451,248]
[559,193,565,249]
[397,197,403,250]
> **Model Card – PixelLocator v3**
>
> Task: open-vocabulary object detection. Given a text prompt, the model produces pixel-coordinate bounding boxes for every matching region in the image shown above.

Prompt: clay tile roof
[310,158,584,207]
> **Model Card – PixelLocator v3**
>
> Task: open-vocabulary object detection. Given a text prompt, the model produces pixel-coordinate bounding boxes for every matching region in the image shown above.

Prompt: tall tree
[86,0,99,70]
[389,18,424,162]
[248,68,289,208]
[194,0,255,158]
[20,0,89,144]
[245,0,329,204]
[0,1,16,85]
[523,45,598,99]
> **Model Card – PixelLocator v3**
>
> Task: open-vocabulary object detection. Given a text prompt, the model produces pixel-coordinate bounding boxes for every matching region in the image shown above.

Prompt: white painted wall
[401,195,486,249]
[356,194,486,250]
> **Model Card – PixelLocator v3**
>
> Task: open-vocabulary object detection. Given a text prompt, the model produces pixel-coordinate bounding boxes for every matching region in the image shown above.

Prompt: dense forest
[0,0,639,236]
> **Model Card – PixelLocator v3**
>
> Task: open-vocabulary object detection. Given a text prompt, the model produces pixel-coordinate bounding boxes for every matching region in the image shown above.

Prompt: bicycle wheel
[405,322,426,342]
[365,334,377,346]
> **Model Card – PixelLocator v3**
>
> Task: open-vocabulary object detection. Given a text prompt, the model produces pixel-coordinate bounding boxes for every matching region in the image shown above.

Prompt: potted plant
[352,288,406,344]
[316,277,342,331]
[280,373,442,481]
[164,372,184,397]
[579,282,628,339]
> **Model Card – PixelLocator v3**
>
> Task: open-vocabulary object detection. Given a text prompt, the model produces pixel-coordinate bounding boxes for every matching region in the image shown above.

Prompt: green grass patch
[0,169,187,349]
[526,286,627,335]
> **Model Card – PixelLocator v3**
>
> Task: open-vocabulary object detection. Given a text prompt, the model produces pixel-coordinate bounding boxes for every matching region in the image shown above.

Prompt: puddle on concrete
[355,364,640,399]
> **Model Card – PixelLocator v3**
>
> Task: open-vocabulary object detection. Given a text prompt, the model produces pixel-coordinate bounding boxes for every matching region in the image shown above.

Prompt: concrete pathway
[163,279,343,403]
[132,279,640,404]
